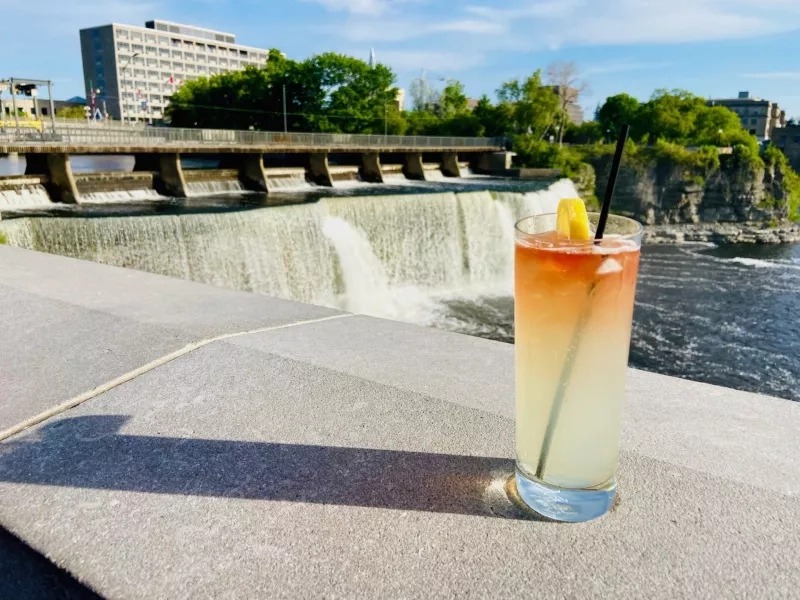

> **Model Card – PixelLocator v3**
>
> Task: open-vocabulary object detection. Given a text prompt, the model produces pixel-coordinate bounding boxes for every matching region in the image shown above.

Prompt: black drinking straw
[534,124,630,480]
[595,124,630,241]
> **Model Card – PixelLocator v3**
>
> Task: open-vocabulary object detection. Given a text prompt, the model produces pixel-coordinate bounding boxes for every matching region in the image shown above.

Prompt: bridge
[0,126,509,203]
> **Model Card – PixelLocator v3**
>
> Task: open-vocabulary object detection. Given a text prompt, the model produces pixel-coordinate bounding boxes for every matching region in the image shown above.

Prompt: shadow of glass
[0,416,543,521]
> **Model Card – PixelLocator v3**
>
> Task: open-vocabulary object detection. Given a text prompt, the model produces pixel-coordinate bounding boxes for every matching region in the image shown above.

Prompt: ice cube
[596,258,623,276]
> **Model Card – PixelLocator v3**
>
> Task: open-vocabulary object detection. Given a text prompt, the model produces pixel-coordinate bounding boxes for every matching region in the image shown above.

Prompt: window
[122,79,134,88]
[749,129,756,135]
[134,56,145,66]
[230,60,239,68]
[209,67,218,74]
[208,45,216,54]
[208,55,217,64]
[135,80,147,89]
[794,136,800,144]
[117,42,130,51]
[239,49,248,57]
[197,43,206,52]
[117,29,130,39]
[171,38,181,47]
[131,31,143,41]
[158,37,169,46]
[147,69,159,78]
[174,62,184,70]
[149,82,160,91]
[132,44,144,53]
[198,65,208,73]
[230,48,238,56]
[183,40,194,48]
[161,71,172,80]
[172,50,183,58]
[219,58,228,66]
[751,118,757,125]
[145,33,156,43]
[146,46,157,55]
[134,68,146,77]
[147,59,158,67]
[196,54,206,63]
[160,60,171,69]
[186,64,196,73]
[159,48,170,57]
[184,53,194,61]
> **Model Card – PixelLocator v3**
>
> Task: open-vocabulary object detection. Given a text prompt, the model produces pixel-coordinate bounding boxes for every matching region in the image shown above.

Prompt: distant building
[771,124,800,171]
[546,86,584,126]
[1,96,84,118]
[708,91,786,142]
[79,20,272,122]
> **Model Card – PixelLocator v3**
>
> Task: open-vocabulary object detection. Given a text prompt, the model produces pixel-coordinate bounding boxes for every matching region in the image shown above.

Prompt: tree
[496,69,559,138]
[563,121,604,144]
[166,50,400,134]
[692,105,745,146]
[597,93,641,140]
[545,61,589,145]
[56,105,86,119]
[473,95,514,137]
[438,80,468,117]
[638,89,706,144]
[410,77,441,112]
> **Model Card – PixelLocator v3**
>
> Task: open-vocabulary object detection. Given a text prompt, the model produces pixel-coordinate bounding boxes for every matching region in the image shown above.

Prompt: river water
[1,156,798,402]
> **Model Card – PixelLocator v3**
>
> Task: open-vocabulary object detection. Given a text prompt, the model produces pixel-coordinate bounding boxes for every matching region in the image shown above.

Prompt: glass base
[514,467,616,523]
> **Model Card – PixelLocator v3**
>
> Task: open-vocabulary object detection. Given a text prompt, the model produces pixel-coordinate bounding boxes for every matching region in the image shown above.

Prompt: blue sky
[6,0,800,118]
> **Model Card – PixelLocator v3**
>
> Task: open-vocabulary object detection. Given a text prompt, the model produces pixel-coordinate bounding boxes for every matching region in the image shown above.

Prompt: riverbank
[643,222,800,244]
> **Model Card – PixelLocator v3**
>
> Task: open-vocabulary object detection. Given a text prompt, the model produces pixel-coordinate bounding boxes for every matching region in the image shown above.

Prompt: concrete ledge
[0,246,798,599]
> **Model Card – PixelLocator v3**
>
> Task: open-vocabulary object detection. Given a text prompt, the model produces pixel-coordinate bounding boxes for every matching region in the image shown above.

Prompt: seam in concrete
[0,313,352,442]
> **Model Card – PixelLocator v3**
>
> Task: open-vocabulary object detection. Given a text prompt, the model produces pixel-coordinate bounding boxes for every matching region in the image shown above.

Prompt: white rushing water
[0,180,578,323]
[0,185,52,208]
[186,181,248,196]
[80,189,165,204]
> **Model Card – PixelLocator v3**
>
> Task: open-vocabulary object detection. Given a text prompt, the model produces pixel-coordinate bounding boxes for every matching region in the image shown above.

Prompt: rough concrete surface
[1,247,799,599]
[0,245,341,429]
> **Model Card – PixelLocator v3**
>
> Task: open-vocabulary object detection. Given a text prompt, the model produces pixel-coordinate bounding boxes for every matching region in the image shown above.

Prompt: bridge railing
[12,125,505,149]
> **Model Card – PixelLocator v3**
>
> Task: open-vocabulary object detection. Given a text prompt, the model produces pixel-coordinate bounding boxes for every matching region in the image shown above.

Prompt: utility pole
[384,103,388,137]
[10,78,20,137]
[282,84,287,133]
[47,80,55,135]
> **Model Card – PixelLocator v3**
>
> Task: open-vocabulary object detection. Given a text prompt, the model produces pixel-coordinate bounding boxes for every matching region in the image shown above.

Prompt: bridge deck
[0,144,502,155]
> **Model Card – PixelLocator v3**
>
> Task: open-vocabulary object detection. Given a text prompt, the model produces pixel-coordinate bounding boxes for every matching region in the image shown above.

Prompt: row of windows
[741,117,759,126]
[119,53,253,69]
[150,21,235,44]
[115,30,266,61]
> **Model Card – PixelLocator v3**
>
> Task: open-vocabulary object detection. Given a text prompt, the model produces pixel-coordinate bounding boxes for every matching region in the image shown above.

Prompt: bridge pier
[403,152,426,181]
[360,152,383,183]
[441,152,461,178]
[307,153,333,187]
[24,153,79,204]
[238,154,268,192]
[155,154,188,197]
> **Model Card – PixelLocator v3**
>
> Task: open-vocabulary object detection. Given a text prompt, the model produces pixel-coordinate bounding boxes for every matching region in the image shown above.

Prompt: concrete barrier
[23,153,79,204]
[403,152,426,180]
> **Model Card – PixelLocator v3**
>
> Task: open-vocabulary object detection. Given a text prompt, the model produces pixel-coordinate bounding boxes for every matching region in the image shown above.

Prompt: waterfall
[185,180,248,196]
[0,185,51,208]
[266,174,313,192]
[1,180,578,323]
[80,189,165,204]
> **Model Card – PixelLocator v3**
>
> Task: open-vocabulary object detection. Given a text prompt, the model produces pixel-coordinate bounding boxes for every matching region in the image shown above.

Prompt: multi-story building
[79,20,271,122]
[707,91,786,142]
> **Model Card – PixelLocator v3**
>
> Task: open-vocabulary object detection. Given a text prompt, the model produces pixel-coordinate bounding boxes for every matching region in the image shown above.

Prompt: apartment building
[707,91,786,142]
[79,20,271,122]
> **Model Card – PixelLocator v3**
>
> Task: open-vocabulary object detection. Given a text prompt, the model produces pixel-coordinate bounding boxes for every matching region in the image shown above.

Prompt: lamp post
[119,52,140,126]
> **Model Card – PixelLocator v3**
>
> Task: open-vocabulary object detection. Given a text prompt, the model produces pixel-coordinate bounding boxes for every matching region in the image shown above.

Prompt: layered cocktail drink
[514,205,642,522]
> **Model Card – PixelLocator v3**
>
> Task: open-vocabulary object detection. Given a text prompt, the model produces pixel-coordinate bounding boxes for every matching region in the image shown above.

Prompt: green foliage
[0,230,6,245]
[56,106,86,119]
[438,81,468,117]
[167,50,401,134]
[496,69,560,137]
[762,144,800,221]
[563,121,604,144]
[595,89,757,149]
[513,135,585,178]
[596,93,640,137]
[473,97,514,137]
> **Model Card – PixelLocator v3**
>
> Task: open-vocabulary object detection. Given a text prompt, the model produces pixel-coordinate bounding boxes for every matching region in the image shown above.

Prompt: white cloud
[323,0,800,48]
[305,0,420,16]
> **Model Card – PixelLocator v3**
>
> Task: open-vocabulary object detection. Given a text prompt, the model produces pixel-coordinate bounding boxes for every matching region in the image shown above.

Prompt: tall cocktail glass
[514,213,642,522]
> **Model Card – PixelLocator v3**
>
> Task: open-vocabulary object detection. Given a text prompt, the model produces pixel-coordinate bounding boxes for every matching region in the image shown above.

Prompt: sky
[5,0,800,118]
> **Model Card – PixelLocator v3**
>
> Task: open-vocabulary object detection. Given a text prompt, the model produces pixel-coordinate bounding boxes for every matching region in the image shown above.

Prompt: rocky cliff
[588,155,790,225]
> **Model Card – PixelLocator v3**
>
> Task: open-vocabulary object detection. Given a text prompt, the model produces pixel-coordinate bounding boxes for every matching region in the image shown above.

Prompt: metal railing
[5,124,505,150]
